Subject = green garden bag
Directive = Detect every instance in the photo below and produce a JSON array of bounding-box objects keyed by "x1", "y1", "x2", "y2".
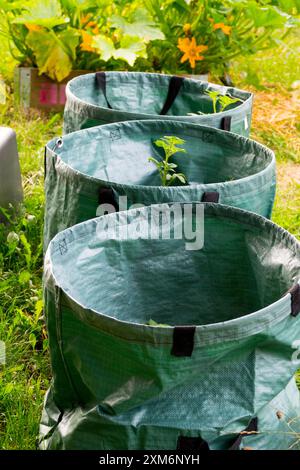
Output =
[
  {"x1": 40, "y1": 203, "x2": 300, "y2": 450},
  {"x1": 44, "y1": 120, "x2": 275, "y2": 249},
  {"x1": 63, "y1": 72, "x2": 253, "y2": 136}
]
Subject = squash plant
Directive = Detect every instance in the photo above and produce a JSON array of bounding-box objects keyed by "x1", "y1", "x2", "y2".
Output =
[
  {"x1": 149, "y1": 136, "x2": 188, "y2": 186},
  {"x1": 0, "y1": 0, "x2": 164, "y2": 81},
  {"x1": 0, "y1": 0, "x2": 298, "y2": 81},
  {"x1": 143, "y1": 0, "x2": 299, "y2": 76}
]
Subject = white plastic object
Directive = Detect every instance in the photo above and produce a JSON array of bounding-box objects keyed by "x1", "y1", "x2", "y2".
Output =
[{"x1": 0, "y1": 127, "x2": 23, "y2": 214}]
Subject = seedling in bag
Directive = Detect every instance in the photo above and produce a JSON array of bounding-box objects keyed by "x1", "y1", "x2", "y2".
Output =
[
  {"x1": 149, "y1": 136, "x2": 188, "y2": 186},
  {"x1": 189, "y1": 90, "x2": 242, "y2": 115}
]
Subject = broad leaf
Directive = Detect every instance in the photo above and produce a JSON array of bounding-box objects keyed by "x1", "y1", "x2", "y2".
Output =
[
  {"x1": 114, "y1": 35, "x2": 147, "y2": 66},
  {"x1": 92, "y1": 34, "x2": 115, "y2": 61},
  {"x1": 0, "y1": 0, "x2": 25, "y2": 12},
  {"x1": 93, "y1": 34, "x2": 146, "y2": 66},
  {"x1": 174, "y1": 173, "x2": 187, "y2": 184},
  {"x1": 277, "y1": 0, "x2": 300, "y2": 13},
  {"x1": 61, "y1": 0, "x2": 111, "y2": 15},
  {"x1": 26, "y1": 28, "x2": 80, "y2": 81},
  {"x1": 245, "y1": 3, "x2": 291, "y2": 28},
  {"x1": 110, "y1": 9, "x2": 164, "y2": 41},
  {"x1": 13, "y1": 0, "x2": 68, "y2": 28},
  {"x1": 61, "y1": 0, "x2": 101, "y2": 11},
  {"x1": 148, "y1": 157, "x2": 162, "y2": 165}
]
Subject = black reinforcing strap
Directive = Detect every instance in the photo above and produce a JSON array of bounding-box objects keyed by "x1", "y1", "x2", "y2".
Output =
[
  {"x1": 171, "y1": 326, "x2": 196, "y2": 357},
  {"x1": 98, "y1": 188, "x2": 119, "y2": 212},
  {"x1": 44, "y1": 147, "x2": 47, "y2": 180},
  {"x1": 160, "y1": 76, "x2": 184, "y2": 115},
  {"x1": 201, "y1": 192, "x2": 220, "y2": 203},
  {"x1": 229, "y1": 417, "x2": 258, "y2": 450},
  {"x1": 177, "y1": 436, "x2": 209, "y2": 451},
  {"x1": 289, "y1": 284, "x2": 300, "y2": 317},
  {"x1": 221, "y1": 116, "x2": 232, "y2": 131},
  {"x1": 95, "y1": 72, "x2": 112, "y2": 109}
]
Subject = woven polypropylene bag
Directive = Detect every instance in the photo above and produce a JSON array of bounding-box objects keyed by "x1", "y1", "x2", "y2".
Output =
[
  {"x1": 63, "y1": 72, "x2": 253, "y2": 136},
  {"x1": 40, "y1": 203, "x2": 300, "y2": 450},
  {"x1": 44, "y1": 120, "x2": 275, "y2": 249}
]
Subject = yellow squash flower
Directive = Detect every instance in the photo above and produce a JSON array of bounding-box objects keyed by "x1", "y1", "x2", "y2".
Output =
[
  {"x1": 25, "y1": 23, "x2": 42, "y2": 32},
  {"x1": 81, "y1": 14, "x2": 99, "y2": 34},
  {"x1": 81, "y1": 14, "x2": 91, "y2": 23},
  {"x1": 213, "y1": 23, "x2": 232, "y2": 35},
  {"x1": 80, "y1": 31, "x2": 96, "y2": 52},
  {"x1": 178, "y1": 37, "x2": 208, "y2": 69},
  {"x1": 183, "y1": 23, "x2": 191, "y2": 35}
]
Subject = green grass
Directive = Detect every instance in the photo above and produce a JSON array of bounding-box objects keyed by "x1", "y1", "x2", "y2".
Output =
[
  {"x1": 232, "y1": 30, "x2": 300, "y2": 91},
  {"x1": 0, "y1": 27, "x2": 300, "y2": 449},
  {"x1": 252, "y1": 128, "x2": 300, "y2": 238},
  {"x1": 232, "y1": 29, "x2": 300, "y2": 239},
  {"x1": 0, "y1": 96, "x2": 62, "y2": 448},
  {"x1": 273, "y1": 184, "x2": 300, "y2": 239}
]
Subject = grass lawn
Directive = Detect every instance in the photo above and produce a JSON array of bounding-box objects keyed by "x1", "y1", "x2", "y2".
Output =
[{"x1": 0, "y1": 31, "x2": 300, "y2": 449}]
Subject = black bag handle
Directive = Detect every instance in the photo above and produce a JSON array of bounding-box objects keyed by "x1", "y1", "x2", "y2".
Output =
[
  {"x1": 171, "y1": 326, "x2": 196, "y2": 357},
  {"x1": 201, "y1": 191, "x2": 220, "y2": 203},
  {"x1": 95, "y1": 72, "x2": 112, "y2": 109},
  {"x1": 160, "y1": 76, "x2": 184, "y2": 115},
  {"x1": 221, "y1": 116, "x2": 232, "y2": 131},
  {"x1": 96, "y1": 72, "x2": 184, "y2": 115},
  {"x1": 288, "y1": 284, "x2": 300, "y2": 317},
  {"x1": 98, "y1": 187, "x2": 119, "y2": 212},
  {"x1": 44, "y1": 146, "x2": 47, "y2": 180}
]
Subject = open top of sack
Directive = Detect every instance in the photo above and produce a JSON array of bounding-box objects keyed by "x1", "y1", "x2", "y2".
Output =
[
  {"x1": 48, "y1": 120, "x2": 273, "y2": 187},
  {"x1": 46, "y1": 203, "x2": 300, "y2": 330},
  {"x1": 67, "y1": 72, "x2": 252, "y2": 117},
  {"x1": 64, "y1": 72, "x2": 253, "y2": 136}
]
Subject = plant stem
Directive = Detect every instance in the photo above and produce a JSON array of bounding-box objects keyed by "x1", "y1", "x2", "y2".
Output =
[
  {"x1": 162, "y1": 151, "x2": 171, "y2": 186},
  {"x1": 213, "y1": 98, "x2": 217, "y2": 113}
]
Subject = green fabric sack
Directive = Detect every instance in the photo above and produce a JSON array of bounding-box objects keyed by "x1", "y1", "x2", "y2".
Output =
[
  {"x1": 63, "y1": 72, "x2": 253, "y2": 136},
  {"x1": 44, "y1": 120, "x2": 275, "y2": 250},
  {"x1": 40, "y1": 203, "x2": 300, "y2": 450}
]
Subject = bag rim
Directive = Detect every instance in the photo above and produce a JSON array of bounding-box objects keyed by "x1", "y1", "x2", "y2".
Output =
[
  {"x1": 44, "y1": 202, "x2": 300, "y2": 347},
  {"x1": 65, "y1": 71, "x2": 253, "y2": 122}
]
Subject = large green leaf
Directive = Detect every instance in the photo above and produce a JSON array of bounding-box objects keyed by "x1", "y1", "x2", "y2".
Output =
[
  {"x1": 114, "y1": 36, "x2": 147, "y2": 66},
  {"x1": 0, "y1": 0, "x2": 25, "y2": 11},
  {"x1": 61, "y1": 0, "x2": 109, "y2": 13},
  {"x1": 273, "y1": 0, "x2": 300, "y2": 13},
  {"x1": 59, "y1": 28, "x2": 80, "y2": 61},
  {"x1": 245, "y1": 2, "x2": 292, "y2": 28},
  {"x1": 110, "y1": 8, "x2": 164, "y2": 41},
  {"x1": 92, "y1": 34, "x2": 115, "y2": 61},
  {"x1": 26, "y1": 28, "x2": 80, "y2": 81},
  {"x1": 13, "y1": 0, "x2": 69, "y2": 28},
  {"x1": 92, "y1": 34, "x2": 147, "y2": 66}
]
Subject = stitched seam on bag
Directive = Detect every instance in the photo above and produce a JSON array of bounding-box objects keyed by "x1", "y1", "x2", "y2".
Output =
[{"x1": 57, "y1": 299, "x2": 289, "y2": 346}]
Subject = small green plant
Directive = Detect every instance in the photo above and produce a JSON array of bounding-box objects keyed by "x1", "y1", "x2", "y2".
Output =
[
  {"x1": 149, "y1": 135, "x2": 187, "y2": 186},
  {"x1": 207, "y1": 90, "x2": 242, "y2": 113},
  {"x1": 147, "y1": 319, "x2": 170, "y2": 327},
  {"x1": 189, "y1": 90, "x2": 242, "y2": 116}
]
